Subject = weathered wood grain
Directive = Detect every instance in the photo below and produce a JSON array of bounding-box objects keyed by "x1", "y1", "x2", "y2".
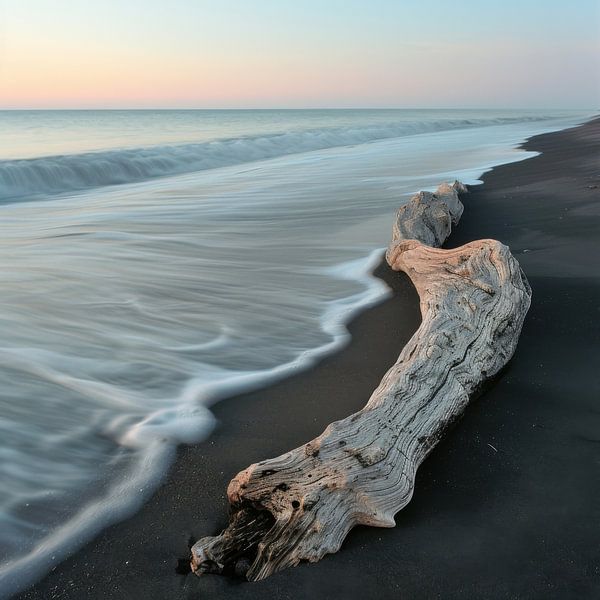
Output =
[{"x1": 190, "y1": 182, "x2": 532, "y2": 581}]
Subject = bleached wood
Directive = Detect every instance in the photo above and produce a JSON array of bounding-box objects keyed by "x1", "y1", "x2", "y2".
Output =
[{"x1": 190, "y1": 182, "x2": 531, "y2": 581}]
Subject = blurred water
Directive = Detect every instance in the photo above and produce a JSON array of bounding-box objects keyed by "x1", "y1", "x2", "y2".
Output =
[
  {"x1": 0, "y1": 109, "x2": 591, "y2": 594},
  {"x1": 0, "y1": 109, "x2": 575, "y2": 200}
]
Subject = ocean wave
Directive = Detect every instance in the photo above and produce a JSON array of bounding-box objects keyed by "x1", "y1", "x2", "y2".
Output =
[{"x1": 0, "y1": 115, "x2": 554, "y2": 201}]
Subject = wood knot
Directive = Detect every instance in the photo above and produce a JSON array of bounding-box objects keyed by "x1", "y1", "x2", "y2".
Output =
[
  {"x1": 304, "y1": 442, "x2": 321, "y2": 457},
  {"x1": 345, "y1": 445, "x2": 386, "y2": 467}
]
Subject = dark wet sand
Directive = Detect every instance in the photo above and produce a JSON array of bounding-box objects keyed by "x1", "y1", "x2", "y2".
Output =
[{"x1": 15, "y1": 118, "x2": 600, "y2": 599}]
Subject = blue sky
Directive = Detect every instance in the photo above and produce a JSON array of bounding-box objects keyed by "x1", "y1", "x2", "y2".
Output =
[{"x1": 0, "y1": 0, "x2": 598, "y2": 108}]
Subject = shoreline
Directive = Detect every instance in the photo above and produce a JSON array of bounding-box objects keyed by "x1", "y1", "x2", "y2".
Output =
[{"x1": 13, "y1": 116, "x2": 600, "y2": 599}]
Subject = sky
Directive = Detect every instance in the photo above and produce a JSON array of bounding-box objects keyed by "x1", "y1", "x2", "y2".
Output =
[{"x1": 0, "y1": 0, "x2": 598, "y2": 109}]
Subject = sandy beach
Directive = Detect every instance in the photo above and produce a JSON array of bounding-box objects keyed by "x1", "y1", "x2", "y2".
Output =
[{"x1": 14, "y1": 116, "x2": 600, "y2": 600}]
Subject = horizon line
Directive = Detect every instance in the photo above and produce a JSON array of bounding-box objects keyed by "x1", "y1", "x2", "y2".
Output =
[{"x1": 0, "y1": 106, "x2": 596, "y2": 112}]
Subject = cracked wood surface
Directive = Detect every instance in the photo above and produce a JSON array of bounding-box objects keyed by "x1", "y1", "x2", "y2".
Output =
[{"x1": 190, "y1": 181, "x2": 532, "y2": 581}]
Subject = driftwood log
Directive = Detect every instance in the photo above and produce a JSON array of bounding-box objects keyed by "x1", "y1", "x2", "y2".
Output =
[{"x1": 190, "y1": 182, "x2": 532, "y2": 581}]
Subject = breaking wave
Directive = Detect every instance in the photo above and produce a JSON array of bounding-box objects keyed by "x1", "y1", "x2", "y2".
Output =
[{"x1": 0, "y1": 115, "x2": 555, "y2": 201}]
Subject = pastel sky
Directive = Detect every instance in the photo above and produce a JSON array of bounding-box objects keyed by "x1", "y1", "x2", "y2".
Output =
[{"x1": 0, "y1": 0, "x2": 598, "y2": 109}]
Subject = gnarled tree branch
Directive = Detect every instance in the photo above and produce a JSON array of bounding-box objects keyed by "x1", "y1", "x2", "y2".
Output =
[{"x1": 190, "y1": 182, "x2": 532, "y2": 581}]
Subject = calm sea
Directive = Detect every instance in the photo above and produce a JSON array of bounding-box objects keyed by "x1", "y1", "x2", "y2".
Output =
[{"x1": 0, "y1": 108, "x2": 590, "y2": 594}]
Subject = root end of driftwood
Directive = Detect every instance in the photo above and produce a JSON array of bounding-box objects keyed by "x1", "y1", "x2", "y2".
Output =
[{"x1": 190, "y1": 181, "x2": 531, "y2": 581}]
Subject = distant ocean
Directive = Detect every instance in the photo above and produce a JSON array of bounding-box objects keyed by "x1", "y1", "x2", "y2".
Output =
[{"x1": 0, "y1": 108, "x2": 591, "y2": 593}]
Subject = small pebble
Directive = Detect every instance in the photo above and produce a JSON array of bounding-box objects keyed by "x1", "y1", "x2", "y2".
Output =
[{"x1": 234, "y1": 557, "x2": 252, "y2": 578}]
